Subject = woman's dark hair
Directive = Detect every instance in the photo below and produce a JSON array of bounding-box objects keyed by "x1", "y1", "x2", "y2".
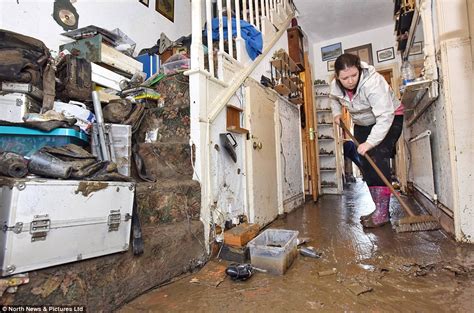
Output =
[{"x1": 334, "y1": 53, "x2": 362, "y2": 93}]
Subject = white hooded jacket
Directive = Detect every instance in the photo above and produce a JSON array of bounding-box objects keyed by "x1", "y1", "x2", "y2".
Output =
[{"x1": 330, "y1": 61, "x2": 401, "y2": 147}]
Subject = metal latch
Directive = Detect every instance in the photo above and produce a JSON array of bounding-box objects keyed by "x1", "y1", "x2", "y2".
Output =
[
  {"x1": 108, "y1": 210, "x2": 121, "y2": 232},
  {"x1": 3, "y1": 222, "x2": 23, "y2": 234},
  {"x1": 30, "y1": 214, "x2": 50, "y2": 242}
]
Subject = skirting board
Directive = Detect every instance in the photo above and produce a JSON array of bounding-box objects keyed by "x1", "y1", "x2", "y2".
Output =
[{"x1": 409, "y1": 183, "x2": 454, "y2": 237}]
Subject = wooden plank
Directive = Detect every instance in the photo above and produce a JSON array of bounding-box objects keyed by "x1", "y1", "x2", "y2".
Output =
[
  {"x1": 274, "y1": 83, "x2": 291, "y2": 96},
  {"x1": 224, "y1": 223, "x2": 260, "y2": 247}
]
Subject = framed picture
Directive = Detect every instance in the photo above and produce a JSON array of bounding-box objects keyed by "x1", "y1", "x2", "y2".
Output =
[
  {"x1": 345, "y1": 44, "x2": 373, "y2": 65},
  {"x1": 139, "y1": 0, "x2": 149, "y2": 7},
  {"x1": 327, "y1": 60, "x2": 335, "y2": 72},
  {"x1": 409, "y1": 41, "x2": 423, "y2": 55},
  {"x1": 321, "y1": 43, "x2": 342, "y2": 61},
  {"x1": 376, "y1": 47, "x2": 395, "y2": 63},
  {"x1": 156, "y1": 0, "x2": 174, "y2": 22}
]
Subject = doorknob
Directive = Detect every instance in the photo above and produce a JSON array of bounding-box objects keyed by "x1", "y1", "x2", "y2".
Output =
[{"x1": 253, "y1": 141, "x2": 263, "y2": 150}]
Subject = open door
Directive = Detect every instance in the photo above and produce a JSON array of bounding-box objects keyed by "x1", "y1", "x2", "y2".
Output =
[
  {"x1": 301, "y1": 52, "x2": 319, "y2": 201},
  {"x1": 245, "y1": 80, "x2": 279, "y2": 225}
]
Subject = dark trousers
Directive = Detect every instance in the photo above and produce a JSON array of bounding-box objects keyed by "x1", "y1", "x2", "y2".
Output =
[
  {"x1": 343, "y1": 141, "x2": 362, "y2": 170},
  {"x1": 354, "y1": 116, "x2": 403, "y2": 187}
]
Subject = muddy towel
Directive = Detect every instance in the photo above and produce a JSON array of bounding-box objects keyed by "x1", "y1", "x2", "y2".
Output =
[{"x1": 0, "y1": 151, "x2": 28, "y2": 178}]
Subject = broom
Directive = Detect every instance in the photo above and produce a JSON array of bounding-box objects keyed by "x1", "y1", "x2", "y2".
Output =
[{"x1": 339, "y1": 121, "x2": 440, "y2": 232}]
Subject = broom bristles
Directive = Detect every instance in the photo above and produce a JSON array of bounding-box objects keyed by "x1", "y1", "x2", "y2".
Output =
[{"x1": 394, "y1": 215, "x2": 440, "y2": 233}]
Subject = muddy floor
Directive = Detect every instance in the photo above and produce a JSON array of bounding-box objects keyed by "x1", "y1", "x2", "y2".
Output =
[{"x1": 119, "y1": 180, "x2": 474, "y2": 313}]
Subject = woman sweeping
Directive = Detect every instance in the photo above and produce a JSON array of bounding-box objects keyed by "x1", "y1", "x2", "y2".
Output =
[{"x1": 330, "y1": 53, "x2": 404, "y2": 228}]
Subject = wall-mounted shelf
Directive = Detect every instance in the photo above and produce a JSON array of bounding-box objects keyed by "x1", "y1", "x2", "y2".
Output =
[
  {"x1": 226, "y1": 104, "x2": 248, "y2": 134},
  {"x1": 270, "y1": 51, "x2": 303, "y2": 105},
  {"x1": 401, "y1": 79, "x2": 432, "y2": 105},
  {"x1": 401, "y1": 79, "x2": 439, "y2": 127}
]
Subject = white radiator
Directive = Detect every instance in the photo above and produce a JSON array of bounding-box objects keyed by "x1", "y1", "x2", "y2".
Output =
[{"x1": 409, "y1": 130, "x2": 436, "y2": 199}]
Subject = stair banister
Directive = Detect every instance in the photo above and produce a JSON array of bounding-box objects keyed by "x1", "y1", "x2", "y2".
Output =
[{"x1": 207, "y1": 12, "x2": 294, "y2": 123}]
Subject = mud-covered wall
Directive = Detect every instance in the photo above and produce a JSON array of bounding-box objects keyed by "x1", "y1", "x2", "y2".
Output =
[{"x1": 209, "y1": 86, "x2": 248, "y2": 225}]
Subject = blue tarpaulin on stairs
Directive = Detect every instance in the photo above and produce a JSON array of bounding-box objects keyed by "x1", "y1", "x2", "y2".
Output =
[{"x1": 207, "y1": 18, "x2": 263, "y2": 60}]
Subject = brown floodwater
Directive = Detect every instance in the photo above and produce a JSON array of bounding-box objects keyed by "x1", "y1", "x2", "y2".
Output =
[{"x1": 119, "y1": 180, "x2": 474, "y2": 313}]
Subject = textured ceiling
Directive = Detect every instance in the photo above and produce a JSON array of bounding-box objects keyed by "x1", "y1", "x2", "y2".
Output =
[{"x1": 293, "y1": 0, "x2": 394, "y2": 42}]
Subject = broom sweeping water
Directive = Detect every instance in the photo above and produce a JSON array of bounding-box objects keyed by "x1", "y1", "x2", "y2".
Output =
[{"x1": 339, "y1": 121, "x2": 440, "y2": 232}]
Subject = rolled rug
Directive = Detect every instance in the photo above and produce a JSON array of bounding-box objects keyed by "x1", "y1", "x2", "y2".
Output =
[
  {"x1": 28, "y1": 149, "x2": 72, "y2": 179},
  {"x1": 0, "y1": 151, "x2": 28, "y2": 178}
]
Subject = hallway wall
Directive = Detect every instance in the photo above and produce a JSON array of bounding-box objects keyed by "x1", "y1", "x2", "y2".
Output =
[
  {"x1": 0, "y1": 0, "x2": 192, "y2": 55},
  {"x1": 311, "y1": 24, "x2": 401, "y2": 82}
]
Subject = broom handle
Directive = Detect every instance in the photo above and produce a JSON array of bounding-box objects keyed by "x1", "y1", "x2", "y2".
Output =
[{"x1": 339, "y1": 121, "x2": 416, "y2": 217}]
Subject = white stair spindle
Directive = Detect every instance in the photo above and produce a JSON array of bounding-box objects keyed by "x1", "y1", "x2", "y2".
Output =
[
  {"x1": 218, "y1": 0, "x2": 224, "y2": 55},
  {"x1": 260, "y1": 0, "x2": 265, "y2": 18},
  {"x1": 255, "y1": 0, "x2": 260, "y2": 30},
  {"x1": 249, "y1": 0, "x2": 254, "y2": 26},
  {"x1": 205, "y1": 0, "x2": 214, "y2": 76},
  {"x1": 242, "y1": 0, "x2": 247, "y2": 21},
  {"x1": 226, "y1": 0, "x2": 233, "y2": 58},
  {"x1": 235, "y1": 0, "x2": 243, "y2": 62},
  {"x1": 265, "y1": 0, "x2": 270, "y2": 20}
]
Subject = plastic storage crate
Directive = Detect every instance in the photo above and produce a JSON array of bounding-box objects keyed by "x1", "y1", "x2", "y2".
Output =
[
  {"x1": 161, "y1": 59, "x2": 190, "y2": 75},
  {"x1": 0, "y1": 126, "x2": 88, "y2": 156},
  {"x1": 91, "y1": 124, "x2": 131, "y2": 176},
  {"x1": 247, "y1": 229, "x2": 299, "y2": 275}
]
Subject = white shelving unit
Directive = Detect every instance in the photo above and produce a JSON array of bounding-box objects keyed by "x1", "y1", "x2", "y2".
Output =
[{"x1": 314, "y1": 84, "x2": 343, "y2": 194}]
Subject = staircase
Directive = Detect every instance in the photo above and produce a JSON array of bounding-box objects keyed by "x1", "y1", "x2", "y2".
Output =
[{"x1": 4, "y1": 74, "x2": 207, "y2": 312}]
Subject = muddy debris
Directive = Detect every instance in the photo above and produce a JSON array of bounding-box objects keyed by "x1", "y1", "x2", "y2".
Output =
[
  {"x1": 318, "y1": 268, "x2": 337, "y2": 277},
  {"x1": 344, "y1": 281, "x2": 373, "y2": 296},
  {"x1": 299, "y1": 246, "x2": 322, "y2": 258}
]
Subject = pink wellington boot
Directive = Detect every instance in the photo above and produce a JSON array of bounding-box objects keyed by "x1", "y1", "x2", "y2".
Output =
[{"x1": 361, "y1": 186, "x2": 391, "y2": 228}]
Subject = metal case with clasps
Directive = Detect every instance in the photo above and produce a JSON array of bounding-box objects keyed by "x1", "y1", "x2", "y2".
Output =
[{"x1": 0, "y1": 178, "x2": 134, "y2": 276}]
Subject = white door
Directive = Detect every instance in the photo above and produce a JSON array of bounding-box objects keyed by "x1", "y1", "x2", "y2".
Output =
[{"x1": 245, "y1": 80, "x2": 279, "y2": 225}]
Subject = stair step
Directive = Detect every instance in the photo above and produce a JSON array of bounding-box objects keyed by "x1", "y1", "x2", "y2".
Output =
[
  {"x1": 5, "y1": 220, "x2": 206, "y2": 312},
  {"x1": 137, "y1": 142, "x2": 193, "y2": 180},
  {"x1": 136, "y1": 73, "x2": 190, "y2": 143},
  {"x1": 136, "y1": 179, "x2": 200, "y2": 225}
]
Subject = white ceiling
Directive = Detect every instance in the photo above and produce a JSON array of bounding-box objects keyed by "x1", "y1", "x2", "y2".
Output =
[{"x1": 293, "y1": 0, "x2": 395, "y2": 42}]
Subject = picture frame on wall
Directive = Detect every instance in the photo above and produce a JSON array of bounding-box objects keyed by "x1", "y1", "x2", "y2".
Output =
[
  {"x1": 139, "y1": 0, "x2": 149, "y2": 7},
  {"x1": 376, "y1": 47, "x2": 395, "y2": 63},
  {"x1": 409, "y1": 41, "x2": 423, "y2": 56},
  {"x1": 345, "y1": 44, "x2": 373, "y2": 65},
  {"x1": 327, "y1": 59, "x2": 336, "y2": 71},
  {"x1": 321, "y1": 43, "x2": 342, "y2": 61},
  {"x1": 156, "y1": 0, "x2": 175, "y2": 22}
]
